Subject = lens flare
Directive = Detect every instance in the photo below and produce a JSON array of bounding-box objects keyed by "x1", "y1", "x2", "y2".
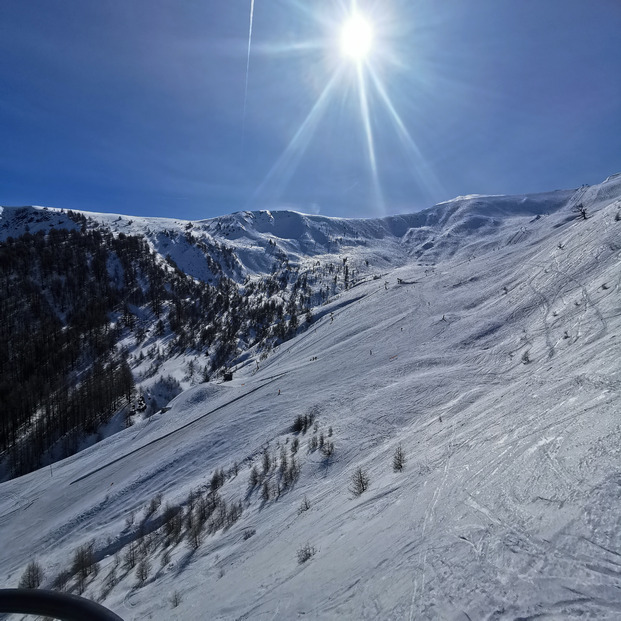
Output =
[{"x1": 341, "y1": 14, "x2": 373, "y2": 60}]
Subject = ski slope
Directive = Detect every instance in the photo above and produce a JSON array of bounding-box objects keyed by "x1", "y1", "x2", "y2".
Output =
[{"x1": 1, "y1": 175, "x2": 621, "y2": 619}]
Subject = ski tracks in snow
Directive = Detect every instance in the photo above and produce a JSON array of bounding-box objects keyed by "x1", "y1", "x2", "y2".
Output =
[{"x1": 409, "y1": 424, "x2": 456, "y2": 620}]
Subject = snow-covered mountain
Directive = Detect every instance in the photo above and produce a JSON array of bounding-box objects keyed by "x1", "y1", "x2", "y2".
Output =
[
  {"x1": 1, "y1": 173, "x2": 621, "y2": 619},
  {"x1": 0, "y1": 183, "x2": 579, "y2": 277}
]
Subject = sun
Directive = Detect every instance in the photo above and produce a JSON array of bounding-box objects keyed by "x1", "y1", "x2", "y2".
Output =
[{"x1": 340, "y1": 14, "x2": 374, "y2": 61}]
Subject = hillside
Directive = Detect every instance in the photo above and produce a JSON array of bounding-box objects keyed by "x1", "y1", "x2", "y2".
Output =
[{"x1": 1, "y1": 174, "x2": 621, "y2": 619}]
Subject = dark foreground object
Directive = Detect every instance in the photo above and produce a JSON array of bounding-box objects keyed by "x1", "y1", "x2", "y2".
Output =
[{"x1": 0, "y1": 588, "x2": 124, "y2": 620}]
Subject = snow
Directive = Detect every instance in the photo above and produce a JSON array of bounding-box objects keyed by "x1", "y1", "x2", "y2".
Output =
[{"x1": 2, "y1": 174, "x2": 621, "y2": 619}]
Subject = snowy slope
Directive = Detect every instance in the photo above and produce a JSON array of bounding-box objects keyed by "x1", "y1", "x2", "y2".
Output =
[{"x1": 1, "y1": 175, "x2": 621, "y2": 619}]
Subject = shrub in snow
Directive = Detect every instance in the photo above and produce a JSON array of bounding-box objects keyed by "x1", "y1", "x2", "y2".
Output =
[{"x1": 297, "y1": 543, "x2": 316, "y2": 564}]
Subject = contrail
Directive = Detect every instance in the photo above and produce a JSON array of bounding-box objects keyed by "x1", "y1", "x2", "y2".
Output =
[{"x1": 242, "y1": 0, "x2": 256, "y2": 153}]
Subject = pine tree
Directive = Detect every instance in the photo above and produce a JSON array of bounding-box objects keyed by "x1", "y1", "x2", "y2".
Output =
[
  {"x1": 350, "y1": 467, "x2": 370, "y2": 496},
  {"x1": 393, "y1": 445, "x2": 406, "y2": 472}
]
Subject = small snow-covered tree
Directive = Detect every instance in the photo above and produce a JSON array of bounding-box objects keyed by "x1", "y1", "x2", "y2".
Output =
[
  {"x1": 249, "y1": 465, "x2": 261, "y2": 488},
  {"x1": 393, "y1": 445, "x2": 406, "y2": 472},
  {"x1": 210, "y1": 468, "x2": 225, "y2": 492},
  {"x1": 298, "y1": 496, "x2": 311, "y2": 514},
  {"x1": 290, "y1": 437, "x2": 299, "y2": 454},
  {"x1": 279, "y1": 447, "x2": 288, "y2": 474},
  {"x1": 262, "y1": 449, "x2": 271, "y2": 474},
  {"x1": 297, "y1": 543, "x2": 316, "y2": 564},
  {"x1": 350, "y1": 467, "x2": 370, "y2": 496}
]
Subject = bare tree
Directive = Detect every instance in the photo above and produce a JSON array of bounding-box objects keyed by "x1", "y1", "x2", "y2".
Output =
[
  {"x1": 163, "y1": 506, "x2": 183, "y2": 545},
  {"x1": 72, "y1": 542, "x2": 97, "y2": 594},
  {"x1": 123, "y1": 541, "x2": 138, "y2": 570},
  {"x1": 136, "y1": 557, "x2": 151, "y2": 586},
  {"x1": 19, "y1": 560, "x2": 43, "y2": 589},
  {"x1": 187, "y1": 522, "x2": 203, "y2": 550},
  {"x1": 574, "y1": 203, "x2": 588, "y2": 220},
  {"x1": 145, "y1": 493, "x2": 162, "y2": 519},
  {"x1": 52, "y1": 570, "x2": 70, "y2": 592}
]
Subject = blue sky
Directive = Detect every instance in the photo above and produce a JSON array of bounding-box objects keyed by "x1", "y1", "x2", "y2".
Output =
[{"x1": 1, "y1": 1, "x2": 620, "y2": 220}]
